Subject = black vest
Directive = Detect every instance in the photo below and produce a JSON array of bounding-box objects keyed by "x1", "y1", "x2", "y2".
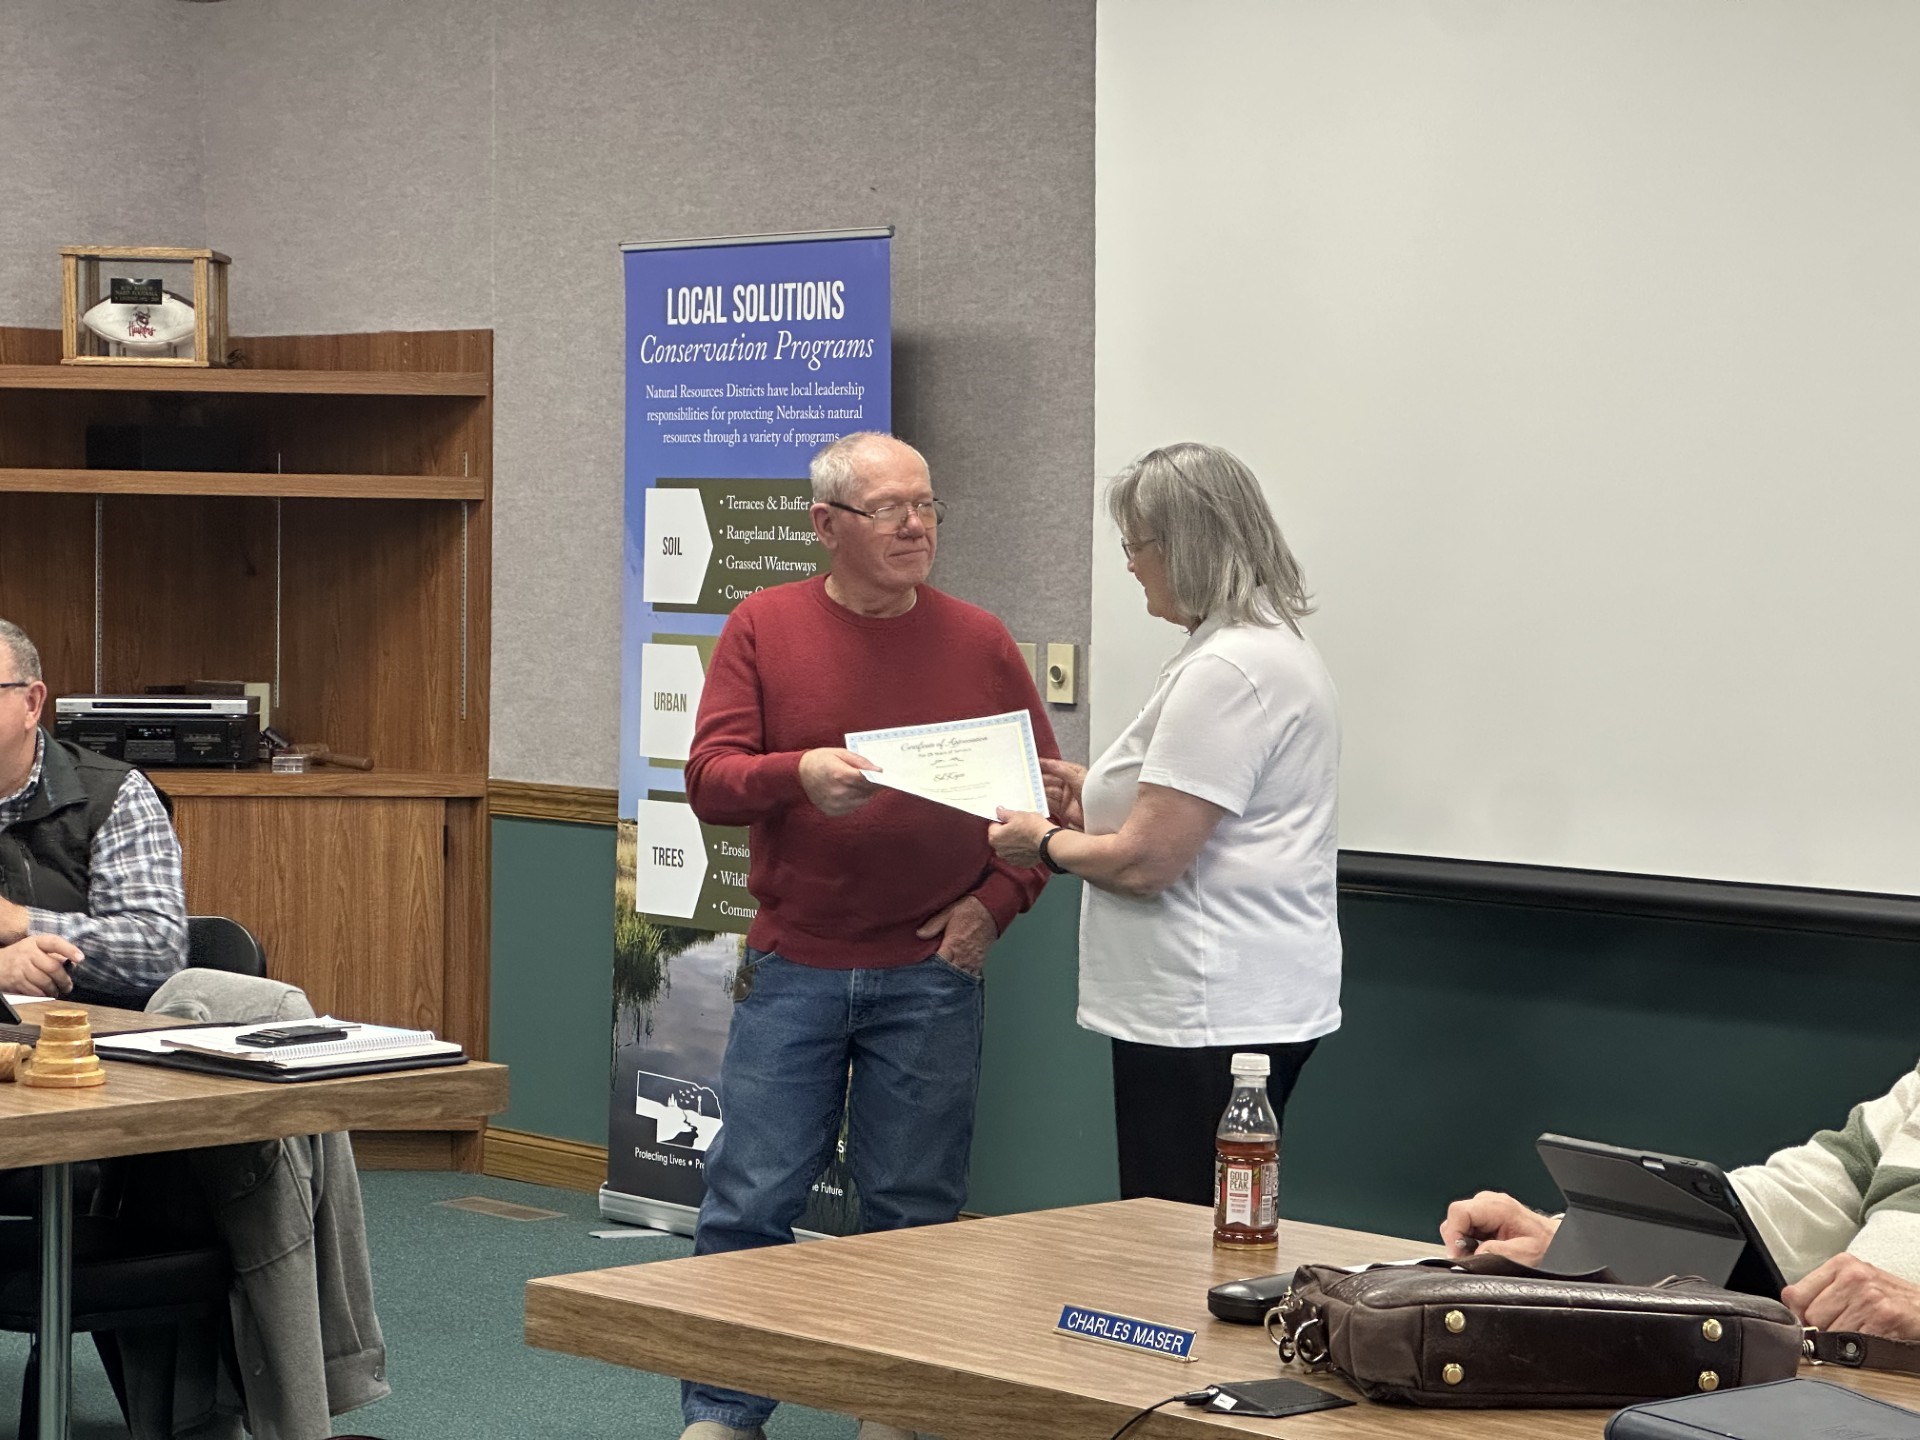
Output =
[{"x1": 0, "y1": 737, "x2": 134, "y2": 917}]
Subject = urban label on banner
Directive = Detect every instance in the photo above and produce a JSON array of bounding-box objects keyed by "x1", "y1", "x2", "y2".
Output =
[
  {"x1": 632, "y1": 796, "x2": 757, "y2": 934},
  {"x1": 638, "y1": 634, "x2": 718, "y2": 764},
  {"x1": 644, "y1": 478, "x2": 823, "y2": 613}
]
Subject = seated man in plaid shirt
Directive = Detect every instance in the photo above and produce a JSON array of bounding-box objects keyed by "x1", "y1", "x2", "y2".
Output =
[{"x1": 0, "y1": 618, "x2": 187, "y2": 1005}]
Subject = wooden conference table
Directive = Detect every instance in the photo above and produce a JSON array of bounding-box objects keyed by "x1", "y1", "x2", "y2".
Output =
[
  {"x1": 2, "y1": 998, "x2": 508, "y2": 1440},
  {"x1": 526, "y1": 1198, "x2": 1920, "y2": 1439}
]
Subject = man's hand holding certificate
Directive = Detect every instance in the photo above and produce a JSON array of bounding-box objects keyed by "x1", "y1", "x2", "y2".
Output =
[{"x1": 844, "y1": 711, "x2": 1047, "y2": 822}]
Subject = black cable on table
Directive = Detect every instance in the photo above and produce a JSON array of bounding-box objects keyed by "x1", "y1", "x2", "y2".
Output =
[{"x1": 1106, "y1": 1388, "x2": 1220, "y2": 1439}]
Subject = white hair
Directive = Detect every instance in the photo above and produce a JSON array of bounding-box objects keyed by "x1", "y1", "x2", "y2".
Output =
[
  {"x1": 808, "y1": 431, "x2": 927, "y2": 506},
  {"x1": 1107, "y1": 442, "x2": 1315, "y2": 633}
]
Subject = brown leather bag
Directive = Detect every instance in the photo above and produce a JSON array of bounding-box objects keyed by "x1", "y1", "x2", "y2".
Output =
[{"x1": 1267, "y1": 1256, "x2": 1803, "y2": 1408}]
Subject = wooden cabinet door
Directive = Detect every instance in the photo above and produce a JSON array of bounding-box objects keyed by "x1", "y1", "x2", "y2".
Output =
[{"x1": 172, "y1": 796, "x2": 447, "y2": 1033}]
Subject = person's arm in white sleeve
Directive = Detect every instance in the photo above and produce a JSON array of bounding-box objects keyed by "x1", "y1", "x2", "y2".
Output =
[{"x1": 1730, "y1": 1064, "x2": 1920, "y2": 1285}]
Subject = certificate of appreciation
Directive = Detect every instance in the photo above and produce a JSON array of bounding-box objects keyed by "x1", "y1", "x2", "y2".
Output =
[{"x1": 844, "y1": 710, "x2": 1046, "y2": 821}]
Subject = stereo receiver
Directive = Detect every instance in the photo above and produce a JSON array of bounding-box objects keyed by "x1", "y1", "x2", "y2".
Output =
[{"x1": 54, "y1": 695, "x2": 260, "y2": 768}]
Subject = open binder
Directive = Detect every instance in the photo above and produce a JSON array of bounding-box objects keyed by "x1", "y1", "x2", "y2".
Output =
[{"x1": 95, "y1": 1018, "x2": 467, "y2": 1081}]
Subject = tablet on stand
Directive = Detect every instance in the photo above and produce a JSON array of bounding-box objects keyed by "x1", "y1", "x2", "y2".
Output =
[{"x1": 1536, "y1": 1132, "x2": 1788, "y2": 1297}]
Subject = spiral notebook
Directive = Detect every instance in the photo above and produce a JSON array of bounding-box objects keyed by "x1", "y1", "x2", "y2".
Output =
[{"x1": 95, "y1": 1017, "x2": 466, "y2": 1080}]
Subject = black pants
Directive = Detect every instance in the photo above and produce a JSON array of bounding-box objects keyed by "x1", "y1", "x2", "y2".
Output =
[{"x1": 1111, "y1": 1036, "x2": 1321, "y2": 1206}]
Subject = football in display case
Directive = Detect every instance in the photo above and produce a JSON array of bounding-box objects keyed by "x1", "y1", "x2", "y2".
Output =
[
  {"x1": 61, "y1": 246, "x2": 230, "y2": 366},
  {"x1": 79, "y1": 290, "x2": 198, "y2": 354}
]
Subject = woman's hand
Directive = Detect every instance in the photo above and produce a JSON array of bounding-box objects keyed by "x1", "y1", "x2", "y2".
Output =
[
  {"x1": 990, "y1": 808, "x2": 1057, "y2": 868},
  {"x1": 1040, "y1": 757, "x2": 1087, "y2": 828}
]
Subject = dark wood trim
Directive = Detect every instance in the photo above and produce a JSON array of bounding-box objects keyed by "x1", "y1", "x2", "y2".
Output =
[
  {"x1": 489, "y1": 780, "x2": 618, "y2": 826},
  {"x1": 484, "y1": 1126, "x2": 609, "y2": 1193},
  {"x1": 0, "y1": 364, "x2": 490, "y2": 395},
  {"x1": 154, "y1": 769, "x2": 487, "y2": 798},
  {"x1": 0, "y1": 468, "x2": 486, "y2": 500},
  {"x1": 355, "y1": 1131, "x2": 460, "y2": 1170},
  {"x1": 1339, "y1": 850, "x2": 1920, "y2": 940}
]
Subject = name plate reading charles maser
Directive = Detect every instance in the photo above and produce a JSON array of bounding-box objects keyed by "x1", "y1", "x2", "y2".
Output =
[{"x1": 1054, "y1": 1303, "x2": 1198, "y2": 1363}]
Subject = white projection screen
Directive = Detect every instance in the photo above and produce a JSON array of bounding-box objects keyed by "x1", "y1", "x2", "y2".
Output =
[{"x1": 1093, "y1": 1, "x2": 1920, "y2": 903}]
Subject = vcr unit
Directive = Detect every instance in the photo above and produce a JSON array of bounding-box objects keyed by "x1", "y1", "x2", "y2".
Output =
[{"x1": 54, "y1": 695, "x2": 260, "y2": 768}]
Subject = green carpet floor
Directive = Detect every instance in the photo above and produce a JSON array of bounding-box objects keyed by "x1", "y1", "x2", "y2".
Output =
[{"x1": 0, "y1": 1171, "x2": 863, "y2": 1439}]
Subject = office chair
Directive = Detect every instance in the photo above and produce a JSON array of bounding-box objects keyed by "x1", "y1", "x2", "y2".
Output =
[
  {"x1": 0, "y1": 1214, "x2": 233, "y2": 1437},
  {"x1": 186, "y1": 915, "x2": 268, "y2": 978},
  {"x1": 0, "y1": 924, "x2": 265, "y2": 1433}
]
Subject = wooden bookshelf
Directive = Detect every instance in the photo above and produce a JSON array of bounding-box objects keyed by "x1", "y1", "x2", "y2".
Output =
[{"x1": 0, "y1": 325, "x2": 494, "y2": 1170}]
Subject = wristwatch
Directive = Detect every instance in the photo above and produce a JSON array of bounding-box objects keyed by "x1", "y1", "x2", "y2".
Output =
[{"x1": 1038, "y1": 825, "x2": 1070, "y2": 875}]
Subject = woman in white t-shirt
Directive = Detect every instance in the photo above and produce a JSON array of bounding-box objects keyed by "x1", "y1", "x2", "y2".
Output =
[{"x1": 989, "y1": 442, "x2": 1340, "y2": 1204}]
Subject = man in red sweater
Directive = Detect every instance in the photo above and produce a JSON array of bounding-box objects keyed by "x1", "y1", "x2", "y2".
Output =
[{"x1": 678, "y1": 432, "x2": 1059, "y2": 1440}]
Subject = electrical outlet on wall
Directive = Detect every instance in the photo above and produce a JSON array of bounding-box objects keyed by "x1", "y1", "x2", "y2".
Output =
[{"x1": 1045, "y1": 643, "x2": 1077, "y2": 705}]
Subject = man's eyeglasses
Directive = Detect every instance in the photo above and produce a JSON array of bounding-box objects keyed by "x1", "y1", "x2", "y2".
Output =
[
  {"x1": 827, "y1": 499, "x2": 947, "y2": 529},
  {"x1": 1120, "y1": 536, "x2": 1161, "y2": 559},
  {"x1": 0, "y1": 681, "x2": 31, "y2": 691}
]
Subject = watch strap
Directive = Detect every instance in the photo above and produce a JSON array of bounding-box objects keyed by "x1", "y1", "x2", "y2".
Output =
[{"x1": 1038, "y1": 825, "x2": 1069, "y2": 875}]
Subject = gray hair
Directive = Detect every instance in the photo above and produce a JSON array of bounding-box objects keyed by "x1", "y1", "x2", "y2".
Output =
[
  {"x1": 0, "y1": 619, "x2": 41, "y2": 683},
  {"x1": 1107, "y1": 442, "x2": 1315, "y2": 634},
  {"x1": 809, "y1": 431, "x2": 927, "y2": 506}
]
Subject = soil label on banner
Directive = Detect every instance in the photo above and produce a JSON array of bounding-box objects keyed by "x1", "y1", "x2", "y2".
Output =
[{"x1": 645, "y1": 478, "x2": 823, "y2": 613}]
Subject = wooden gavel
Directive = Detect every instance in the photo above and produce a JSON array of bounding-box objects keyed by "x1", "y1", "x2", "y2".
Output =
[{"x1": 293, "y1": 744, "x2": 374, "y2": 771}]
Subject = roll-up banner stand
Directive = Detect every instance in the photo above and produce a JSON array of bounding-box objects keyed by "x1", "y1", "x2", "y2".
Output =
[{"x1": 604, "y1": 228, "x2": 893, "y2": 1236}]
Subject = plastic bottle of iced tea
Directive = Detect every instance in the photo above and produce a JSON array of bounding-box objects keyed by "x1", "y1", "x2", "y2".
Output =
[{"x1": 1213, "y1": 1052, "x2": 1280, "y2": 1250}]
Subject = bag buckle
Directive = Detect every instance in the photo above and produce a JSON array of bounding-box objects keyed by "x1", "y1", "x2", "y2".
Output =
[
  {"x1": 1804, "y1": 1327, "x2": 1867, "y2": 1367},
  {"x1": 1266, "y1": 1294, "x2": 1329, "y2": 1370}
]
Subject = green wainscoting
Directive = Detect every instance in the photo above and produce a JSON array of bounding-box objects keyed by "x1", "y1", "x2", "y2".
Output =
[
  {"x1": 1281, "y1": 895, "x2": 1920, "y2": 1241},
  {"x1": 490, "y1": 817, "x2": 616, "y2": 1144},
  {"x1": 492, "y1": 816, "x2": 1920, "y2": 1235},
  {"x1": 970, "y1": 878, "x2": 1117, "y2": 1213}
]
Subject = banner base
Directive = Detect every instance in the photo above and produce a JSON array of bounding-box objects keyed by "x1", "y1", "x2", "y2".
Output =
[
  {"x1": 596, "y1": 1186, "x2": 832, "y2": 1242},
  {"x1": 598, "y1": 1187, "x2": 698, "y2": 1237}
]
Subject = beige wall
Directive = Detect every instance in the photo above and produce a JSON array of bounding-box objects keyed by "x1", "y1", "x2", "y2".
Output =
[
  {"x1": 2, "y1": 0, "x2": 1098, "y2": 779},
  {"x1": 0, "y1": 0, "x2": 205, "y2": 326}
]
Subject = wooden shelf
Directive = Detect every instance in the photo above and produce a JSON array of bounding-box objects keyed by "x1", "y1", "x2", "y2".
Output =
[
  {"x1": 0, "y1": 468, "x2": 486, "y2": 500},
  {"x1": 149, "y1": 768, "x2": 488, "y2": 799},
  {"x1": 0, "y1": 365, "x2": 489, "y2": 396},
  {"x1": 0, "y1": 325, "x2": 494, "y2": 1064}
]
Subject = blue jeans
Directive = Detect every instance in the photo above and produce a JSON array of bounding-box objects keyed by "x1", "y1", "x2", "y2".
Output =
[{"x1": 680, "y1": 948, "x2": 985, "y2": 1432}]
